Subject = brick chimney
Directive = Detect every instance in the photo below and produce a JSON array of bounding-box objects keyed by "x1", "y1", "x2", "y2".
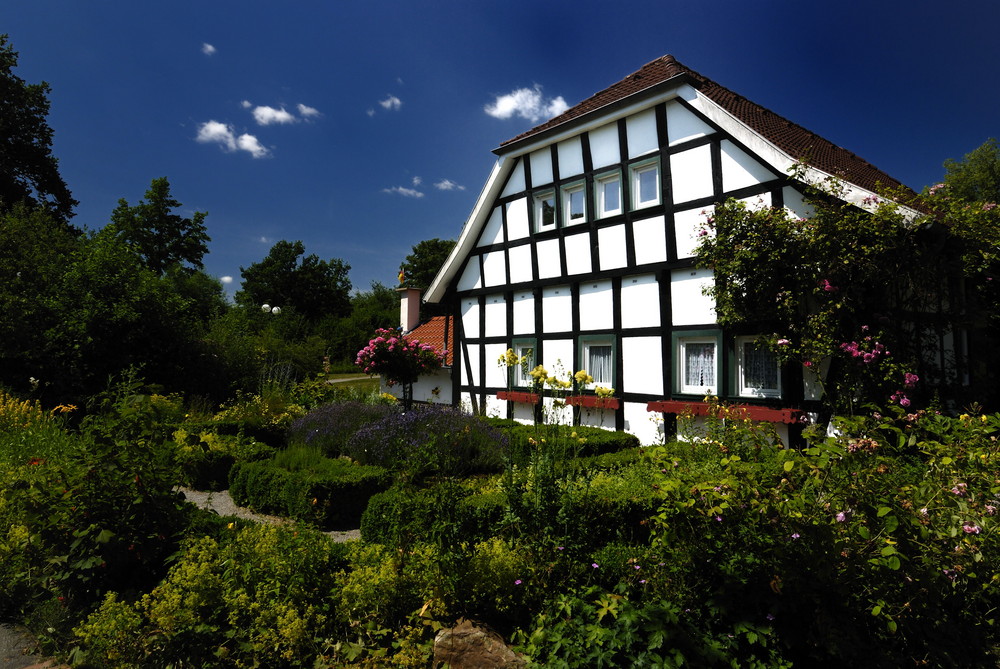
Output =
[{"x1": 397, "y1": 287, "x2": 421, "y2": 332}]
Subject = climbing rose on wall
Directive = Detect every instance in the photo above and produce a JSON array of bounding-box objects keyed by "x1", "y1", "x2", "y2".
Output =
[{"x1": 355, "y1": 327, "x2": 445, "y2": 387}]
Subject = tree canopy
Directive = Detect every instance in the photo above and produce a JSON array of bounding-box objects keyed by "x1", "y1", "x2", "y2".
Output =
[
  {"x1": 110, "y1": 177, "x2": 210, "y2": 275},
  {"x1": 237, "y1": 240, "x2": 352, "y2": 322},
  {"x1": 0, "y1": 34, "x2": 76, "y2": 227},
  {"x1": 943, "y1": 138, "x2": 1000, "y2": 205},
  {"x1": 399, "y1": 237, "x2": 455, "y2": 290}
]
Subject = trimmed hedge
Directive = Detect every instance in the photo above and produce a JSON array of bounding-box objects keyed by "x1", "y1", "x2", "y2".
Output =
[
  {"x1": 229, "y1": 458, "x2": 391, "y2": 530},
  {"x1": 484, "y1": 418, "x2": 640, "y2": 461},
  {"x1": 361, "y1": 483, "x2": 507, "y2": 546}
]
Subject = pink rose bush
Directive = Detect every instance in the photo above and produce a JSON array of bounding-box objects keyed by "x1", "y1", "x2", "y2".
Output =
[{"x1": 355, "y1": 327, "x2": 445, "y2": 387}]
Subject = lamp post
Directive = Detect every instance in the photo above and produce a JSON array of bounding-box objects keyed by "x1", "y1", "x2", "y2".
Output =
[{"x1": 261, "y1": 303, "x2": 281, "y2": 315}]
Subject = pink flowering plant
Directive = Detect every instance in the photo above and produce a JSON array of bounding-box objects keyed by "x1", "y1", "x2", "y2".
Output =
[
  {"x1": 355, "y1": 327, "x2": 445, "y2": 387},
  {"x1": 694, "y1": 164, "x2": 999, "y2": 414}
]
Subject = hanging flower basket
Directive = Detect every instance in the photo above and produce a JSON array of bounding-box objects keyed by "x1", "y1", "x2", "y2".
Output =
[
  {"x1": 566, "y1": 395, "x2": 620, "y2": 410},
  {"x1": 497, "y1": 390, "x2": 541, "y2": 404}
]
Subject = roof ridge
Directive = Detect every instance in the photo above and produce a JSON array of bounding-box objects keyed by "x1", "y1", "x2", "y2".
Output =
[{"x1": 498, "y1": 54, "x2": 910, "y2": 195}]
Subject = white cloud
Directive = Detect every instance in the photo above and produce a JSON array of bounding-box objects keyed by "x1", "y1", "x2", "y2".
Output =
[
  {"x1": 196, "y1": 120, "x2": 237, "y2": 151},
  {"x1": 484, "y1": 84, "x2": 568, "y2": 122},
  {"x1": 252, "y1": 105, "x2": 297, "y2": 126},
  {"x1": 412, "y1": 176, "x2": 422, "y2": 186},
  {"x1": 241, "y1": 100, "x2": 252, "y2": 109},
  {"x1": 435, "y1": 178, "x2": 466, "y2": 191},
  {"x1": 366, "y1": 108, "x2": 376, "y2": 117},
  {"x1": 220, "y1": 275, "x2": 233, "y2": 284},
  {"x1": 379, "y1": 94, "x2": 402, "y2": 111},
  {"x1": 201, "y1": 43, "x2": 216, "y2": 56},
  {"x1": 237, "y1": 133, "x2": 269, "y2": 158},
  {"x1": 382, "y1": 186, "x2": 424, "y2": 198},
  {"x1": 297, "y1": 103, "x2": 320, "y2": 119},
  {"x1": 258, "y1": 236, "x2": 271, "y2": 244},
  {"x1": 195, "y1": 120, "x2": 269, "y2": 158}
]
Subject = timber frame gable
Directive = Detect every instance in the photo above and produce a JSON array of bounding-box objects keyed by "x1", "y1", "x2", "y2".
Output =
[{"x1": 425, "y1": 55, "x2": 920, "y2": 445}]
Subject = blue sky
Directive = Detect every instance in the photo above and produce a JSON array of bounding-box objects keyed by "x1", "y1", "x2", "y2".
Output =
[{"x1": 6, "y1": 1, "x2": 998, "y2": 296}]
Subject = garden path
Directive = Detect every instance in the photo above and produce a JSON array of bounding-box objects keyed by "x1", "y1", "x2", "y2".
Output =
[{"x1": 178, "y1": 488, "x2": 362, "y2": 542}]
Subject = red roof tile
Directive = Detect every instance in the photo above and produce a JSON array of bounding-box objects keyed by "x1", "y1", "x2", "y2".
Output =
[
  {"x1": 406, "y1": 315, "x2": 454, "y2": 366},
  {"x1": 499, "y1": 55, "x2": 909, "y2": 196}
]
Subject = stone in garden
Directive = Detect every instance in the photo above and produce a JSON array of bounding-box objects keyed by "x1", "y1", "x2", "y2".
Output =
[{"x1": 433, "y1": 619, "x2": 526, "y2": 668}]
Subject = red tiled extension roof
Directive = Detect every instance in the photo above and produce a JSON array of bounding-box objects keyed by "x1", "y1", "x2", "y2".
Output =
[
  {"x1": 499, "y1": 55, "x2": 908, "y2": 196},
  {"x1": 406, "y1": 315, "x2": 454, "y2": 366}
]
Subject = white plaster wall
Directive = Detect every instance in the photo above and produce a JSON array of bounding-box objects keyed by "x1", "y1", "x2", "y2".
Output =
[
  {"x1": 484, "y1": 294, "x2": 506, "y2": 338},
  {"x1": 738, "y1": 192, "x2": 772, "y2": 211},
  {"x1": 478, "y1": 206, "x2": 504, "y2": 247},
  {"x1": 382, "y1": 369, "x2": 453, "y2": 405},
  {"x1": 557, "y1": 136, "x2": 584, "y2": 179},
  {"x1": 542, "y1": 286, "x2": 572, "y2": 333},
  {"x1": 721, "y1": 139, "x2": 776, "y2": 192},
  {"x1": 564, "y1": 231, "x2": 592, "y2": 275},
  {"x1": 589, "y1": 122, "x2": 620, "y2": 168},
  {"x1": 482, "y1": 250, "x2": 507, "y2": 287},
  {"x1": 626, "y1": 108, "x2": 658, "y2": 158},
  {"x1": 542, "y1": 338, "x2": 574, "y2": 379},
  {"x1": 460, "y1": 392, "x2": 474, "y2": 415},
  {"x1": 506, "y1": 198, "x2": 530, "y2": 241},
  {"x1": 456, "y1": 258, "x2": 482, "y2": 292},
  {"x1": 536, "y1": 239, "x2": 562, "y2": 280},
  {"x1": 674, "y1": 206, "x2": 714, "y2": 259},
  {"x1": 598, "y1": 224, "x2": 628, "y2": 271},
  {"x1": 512, "y1": 402, "x2": 536, "y2": 424},
  {"x1": 529, "y1": 148, "x2": 553, "y2": 187},
  {"x1": 484, "y1": 342, "x2": 507, "y2": 388},
  {"x1": 632, "y1": 215, "x2": 667, "y2": 265},
  {"x1": 508, "y1": 244, "x2": 533, "y2": 284},
  {"x1": 542, "y1": 397, "x2": 573, "y2": 426},
  {"x1": 461, "y1": 298, "x2": 480, "y2": 339},
  {"x1": 578, "y1": 406, "x2": 615, "y2": 430},
  {"x1": 782, "y1": 186, "x2": 814, "y2": 220},
  {"x1": 623, "y1": 336, "x2": 663, "y2": 395},
  {"x1": 666, "y1": 100, "x2": 714, "y2": 147},
  {"x1": 501, "y1": 159, "x2": 526, "y2": 197},
  {"x1": 462, "y1": 344, "x2": 481, "y2": 385},
  {"x1": 620, "y1": 275, "x2": 660, "y2": 328},
  {"x1": 671, "y1": 268, "x2": 716, "y2": 325},
  {"x1": 512, "y1": 291, "x2": 535, "y2": 335},
  {"x1": 670, "y1": 144, "x2": 714, "y2": 204},
  {"x1": 624, "y1": 402, "x2": 663, "y2": 446},
  {"x1": 482, "y1": 393, "x2": 506, "y2": 419},
  {"x1": 578, "y1": 280, "x2": 614, "y2": 331}
]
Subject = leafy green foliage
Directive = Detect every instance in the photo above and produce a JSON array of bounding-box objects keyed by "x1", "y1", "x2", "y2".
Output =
[
  {"x1": 237, "y1": 240, "x2": 352, "y2": 322},
  {"x1": 109, "y1": 177, "x2": 210, "y2": 275},
  {"x1": 943, "y1": 137, "x2": 1000, "y2": 204},
  {"x1": 0, "y1": 34, "x2": 76, "y2": 227}
]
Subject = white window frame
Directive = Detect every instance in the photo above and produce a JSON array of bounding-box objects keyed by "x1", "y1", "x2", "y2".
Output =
[
  {"x1": 676, "y1": 334, "x2": 719, "y2": 395},
  {"x1": 511, "y1": 339, "x2": 535, "y2": 388},
  {"x1": 579, "y1": 336, "x2": 615, "y2": 388},
  {"x1": 562, "y1": 182, "x2": 587, "y2": 226},
  {"x1": 630, "y1": 159, "x2": 661, "y2": 210},
  {"x1": 595, "y1": 171, "x2": 622, "y2": 219},
  {"x1": 735, "y1": 336, "x2": 781, "y2": 398},
  {"x1": 534, "y1": 190, "x2": 556, "y2": 232}
]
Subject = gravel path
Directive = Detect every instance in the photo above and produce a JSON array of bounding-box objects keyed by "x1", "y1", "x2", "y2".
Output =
[{"x1": 178, "y1": 488, "x2": 362, "y2": 542}]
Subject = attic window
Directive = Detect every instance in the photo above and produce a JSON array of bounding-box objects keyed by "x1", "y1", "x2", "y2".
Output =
[
  {"x1": 562, "y1": 182, "x2": 586, "y2": 226},
  {"x1": 630, "y1": 159, "x2": 660, "y2": 210},
  {"x1": 534, "y1": 190, "x2": 556, "y2": 231}
]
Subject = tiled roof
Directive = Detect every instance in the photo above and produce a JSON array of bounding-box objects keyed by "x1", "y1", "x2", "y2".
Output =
[
  {"x1": 407, "y1": 316, "x2": 454, "y2": 366},
  {"x1": 499, "y1": 55, "x2": 908, "y2": 195}
]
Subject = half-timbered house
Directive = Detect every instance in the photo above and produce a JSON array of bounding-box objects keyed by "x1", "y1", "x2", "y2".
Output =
[{"x1": 420, "y1": 55, "x2": 924, "y2": 445}]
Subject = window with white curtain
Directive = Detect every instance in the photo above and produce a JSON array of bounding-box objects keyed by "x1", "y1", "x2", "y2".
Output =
[
  {"x1": 512, "y1": 339, "x2": 535, "y2": 387},
  {"x1": 737, "y1": 336, "x2": 780, "y2": 397},
  {"x1": 580, "y1": 337, "x2": 615, "y2": 387},
  {"x1": 677, "y1": 335, "x2": 718, "y2": 394}
]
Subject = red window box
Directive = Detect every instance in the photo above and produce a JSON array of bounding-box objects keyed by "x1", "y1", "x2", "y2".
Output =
[
  {"x1": 646, "y1": 400, "x2": 802, "y2": 424},
  {"x1": 565, "y1": 395, "x2": 620, "y2": 410},
  {"x1": 497, "y1": 390, "x2": 540, "y2": 404}
]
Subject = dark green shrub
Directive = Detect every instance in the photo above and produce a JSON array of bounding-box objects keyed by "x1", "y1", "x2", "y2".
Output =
[
  {"x1": 169, "y1": 427, "x2": 274, "y2": 490},
  {"x1": 287, "y1": 400, "x2": 397, "y2": 457},
  {"x1": 360, "y1": 482, "x2": 474, "y2": 546},
  {"x1": 229, "y1": 457, "x2": 391, "y2": 529},
  {"x1": 484, "y1": 418, "x2": 640, "y2": 464}
]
